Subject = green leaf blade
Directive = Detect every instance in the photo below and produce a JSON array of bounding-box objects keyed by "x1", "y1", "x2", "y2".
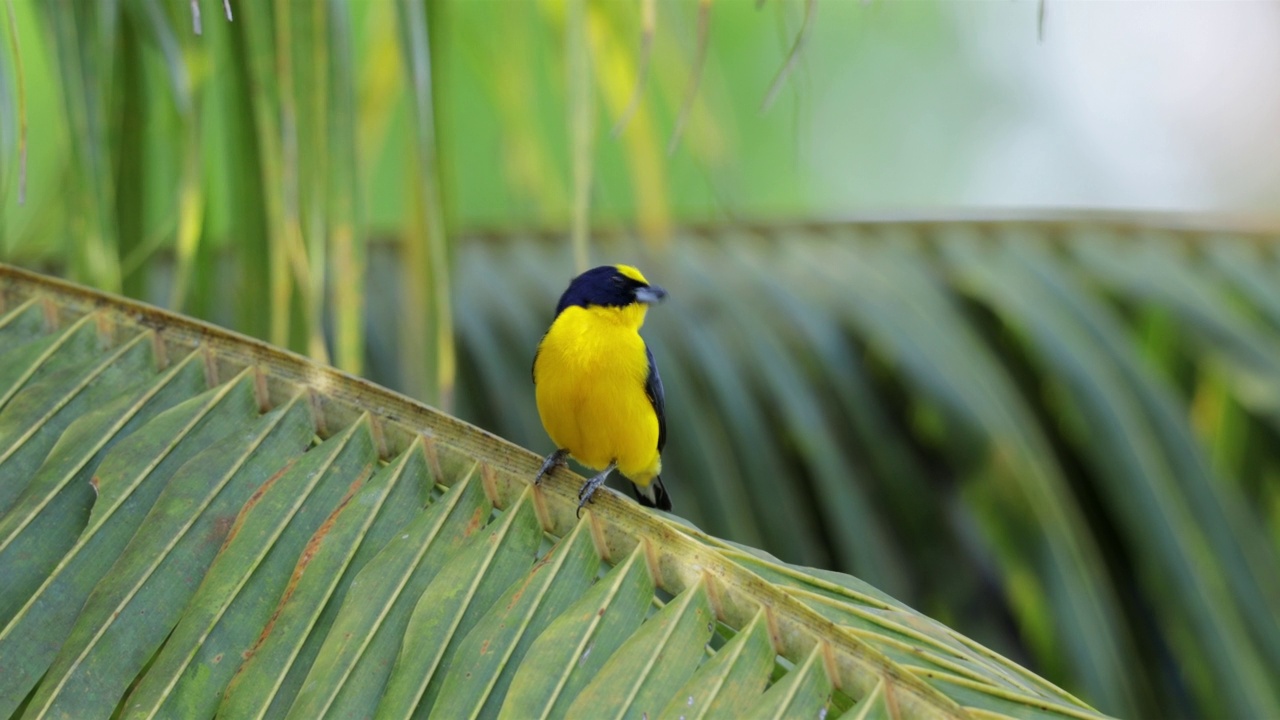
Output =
[
  {"x1": 218, "y1": 443, "x2": 430, "y2": 720},
  {"x1": 21, "y1": 397, "x2": 315, "y2": 720},
  {"x1": 376, "y1": 493, "x2": 544, "y2": 719},
  {"x1": 285, "y1": 468, "x2": 490, "y2": 720},
  {"x1": 0, "y1": 324, "x2": 148, "y2": 511},
  {"x1": 121, "y1": 417, "x2": 380, "y2": 720},
  {"x1": 499, "y1": 545, "x2": 655, "y2": 720},
  {"x1": 565, "y1": 578, "x2": 716, "y2": 720},
  {"x1": 741, "y1": 646, "x2": 832, "y2": 720},
  {"x1": 657, "y1": 611, "x2": 774, "y2": 720},
  {"x1": 432, "y1": 518, "x2": 602, "y2": 719},
  {"x1": 0, "y1": 345, "x2": 205, "y2": 628},
  {"x1": 0, "y1": 372, "x2": 261, "y2": 719}
]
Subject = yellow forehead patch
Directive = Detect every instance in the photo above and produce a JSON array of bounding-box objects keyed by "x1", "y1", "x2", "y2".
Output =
[{"x1": 615, "y1": 264, "x2": 649, "y2": 284}]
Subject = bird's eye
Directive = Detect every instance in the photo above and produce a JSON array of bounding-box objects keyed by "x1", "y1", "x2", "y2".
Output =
[{"x1": 613, "y1": 276, "x2": 626, "y2": 287}]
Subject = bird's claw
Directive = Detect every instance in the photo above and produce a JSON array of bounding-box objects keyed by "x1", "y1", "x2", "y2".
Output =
[
  {"x1": 575, "y1": 486, "x2": 599, "y2": 518},
  {"x1": 534, "y1": 449, "x2": 569, "y2": 486},
  {"x1": 576, "y1": 480, "x2": 602, "y2": 516},
  {"x1": 574, "y1": 463, "x2": 615, "y2": 519}
]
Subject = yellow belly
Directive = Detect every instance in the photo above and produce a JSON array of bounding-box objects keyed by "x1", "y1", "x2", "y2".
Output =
[{"x1": 534, "y1": 307, "x2": 661, "y2": 484}]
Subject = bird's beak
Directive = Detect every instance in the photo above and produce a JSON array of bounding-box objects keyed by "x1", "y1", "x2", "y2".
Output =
[{"x1": 635, "y1": 284, "x2": 668, "y2": 305}]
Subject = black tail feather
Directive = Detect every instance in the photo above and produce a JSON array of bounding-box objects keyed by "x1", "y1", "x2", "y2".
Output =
[{"x1": 633, "y1": 476, "x2": 672, "y2": 511}]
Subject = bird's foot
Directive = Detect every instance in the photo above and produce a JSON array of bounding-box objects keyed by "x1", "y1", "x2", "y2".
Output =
[
  {"x1": 576, "y1": 462, "x2": 617, "y2": 518},
  {"x1": 534, "y1": 449, "x2": 569, "y2": 485}
]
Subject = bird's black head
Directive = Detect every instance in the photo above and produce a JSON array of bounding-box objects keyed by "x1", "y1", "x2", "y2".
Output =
[{"x1": 554, "y1": 264, "x2": 667, "y2": 316}]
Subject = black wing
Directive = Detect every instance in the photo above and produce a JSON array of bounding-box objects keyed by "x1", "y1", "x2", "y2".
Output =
[
  {"x1": 532, "y1": 332, "x2": 547, "y2": 384},
  {"x1": 645, "y1": 345, "x2": 666, "y2": 452}
]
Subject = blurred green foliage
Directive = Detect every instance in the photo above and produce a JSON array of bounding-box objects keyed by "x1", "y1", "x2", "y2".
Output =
[{"x1": 1, "y1": 2, "x2": 1279, "y2": 719}]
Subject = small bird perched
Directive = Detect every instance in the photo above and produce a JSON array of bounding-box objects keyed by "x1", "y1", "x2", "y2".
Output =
[{"x1": 532, "y1": 264, "x2": 671, "y2": 513}]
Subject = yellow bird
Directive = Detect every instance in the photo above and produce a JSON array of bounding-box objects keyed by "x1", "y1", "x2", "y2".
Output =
[{"x1": 532, "y1": 264, "x2": 671, "y2": 513}]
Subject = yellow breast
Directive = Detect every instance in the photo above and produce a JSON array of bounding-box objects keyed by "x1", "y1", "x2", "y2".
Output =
[{"x1": 533, "y1": 306, "x2": 661, "y2": 482}]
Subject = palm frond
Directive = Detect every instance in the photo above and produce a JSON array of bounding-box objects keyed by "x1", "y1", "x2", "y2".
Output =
[{"x1": 0, "y1": 262, "x2": 1103, "y2": 719}]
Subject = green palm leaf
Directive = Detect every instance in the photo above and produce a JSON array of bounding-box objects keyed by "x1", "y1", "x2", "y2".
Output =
[{"x1": 0, "y1": 262, "x2": 1104, "y2": 719}]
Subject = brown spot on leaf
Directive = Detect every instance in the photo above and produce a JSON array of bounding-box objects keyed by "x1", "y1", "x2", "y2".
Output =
[
  {"x1": 464, "y1": 505, "x2": 486, "y2": 537},
  {"x1": 209, "y1": 514, "x2": 236, "y2": 547},
  {"x1": 220, "y1": 459, "x2": 297, "y2": 548},
  {"x1": 480, "y1": 640, "x2": 490, "y2": 655},
  {"x1": 245, "y1": 472, "x2": 365, "y2": 660},
  {"x1": 505, "y1": 551, "x2": 554, "y2": 610}
]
